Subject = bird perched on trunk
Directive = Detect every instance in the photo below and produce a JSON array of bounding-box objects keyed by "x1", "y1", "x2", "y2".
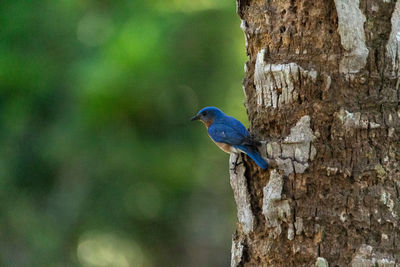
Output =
[{"x1": 191, "y1": 107, "x2": 268, "y2": 170}]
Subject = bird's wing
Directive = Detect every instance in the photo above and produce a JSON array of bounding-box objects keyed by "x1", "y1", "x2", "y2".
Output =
[
  {"x1": 215, "y1": 115, "x2": 261, "y2": 146},
  {"x1": 208, "y1": 123, "x2": 250, "y2": 146},
  {"x1": 223, "y1": 115, "x2": 251, "y2": 138}
]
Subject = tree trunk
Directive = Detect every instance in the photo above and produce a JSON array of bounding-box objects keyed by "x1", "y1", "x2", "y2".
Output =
[{"x1": 230, "y1": 0, "x2": 400, "y2": 266}]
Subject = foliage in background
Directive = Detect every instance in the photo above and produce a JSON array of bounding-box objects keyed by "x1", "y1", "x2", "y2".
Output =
[{"x1": 0, "y1": 0, "x2": 247, "y2": 266}]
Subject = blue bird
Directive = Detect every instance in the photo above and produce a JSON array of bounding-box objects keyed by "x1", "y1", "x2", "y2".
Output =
[{"x1": 191, "y1": 107, "x2": 268, "y2": 170}]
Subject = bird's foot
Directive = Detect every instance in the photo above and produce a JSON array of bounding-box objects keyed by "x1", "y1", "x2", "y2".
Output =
[{"x1": 230, "y1": 156, "x2": 243, "y2": 175}]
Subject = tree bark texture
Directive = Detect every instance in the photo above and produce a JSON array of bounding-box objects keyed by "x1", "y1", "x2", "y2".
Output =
[{"x1": 231, "y1": 0, "x2": 400, "y2": 266}]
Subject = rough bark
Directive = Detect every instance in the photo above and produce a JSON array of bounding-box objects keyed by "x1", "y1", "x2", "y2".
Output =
[{"x1": 231, "y1": 0, "x2": 400, "y2": 266}]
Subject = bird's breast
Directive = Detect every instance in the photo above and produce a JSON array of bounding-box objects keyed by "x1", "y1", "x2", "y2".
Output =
[
  {"x1": 207, "y1": 134, "x2": 233, "y2": 153},
  {"x1": 214, "y1": 141, "x2": 233, "y2": 153}
]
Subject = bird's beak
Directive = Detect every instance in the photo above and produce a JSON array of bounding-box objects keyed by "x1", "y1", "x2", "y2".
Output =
[{"x1": 190, "y1": 114, "x2": 201, "y2": 121}]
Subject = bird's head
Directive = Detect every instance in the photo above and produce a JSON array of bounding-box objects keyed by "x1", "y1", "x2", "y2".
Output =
[{"x1": 191, "y1": 107, "x2": 224, "y2": 127}]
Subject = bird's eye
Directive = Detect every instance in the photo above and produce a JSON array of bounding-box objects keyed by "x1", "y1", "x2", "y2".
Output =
[{"x1": 202, "y1": 111, "x2": 207, "y2": 116}]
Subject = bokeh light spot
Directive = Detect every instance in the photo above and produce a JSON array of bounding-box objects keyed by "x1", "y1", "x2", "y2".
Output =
[
  {"x1": 77, "y1": 232, "x2": 143, "y2": 267},
  {"x1": 77, "y1": 12, "x2": 114, "y2": 47}
]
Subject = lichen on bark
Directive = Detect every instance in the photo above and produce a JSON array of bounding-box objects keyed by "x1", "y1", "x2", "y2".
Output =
[
  {"x1": 229, "y1": 153, "x2": 254, "y2": 235},
  {"x1": 334, "y1": 0, "x2": 369, "y2": 74}
]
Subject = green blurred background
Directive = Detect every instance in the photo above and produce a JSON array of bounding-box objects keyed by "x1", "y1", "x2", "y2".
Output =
[{"x1": 0, "y1": 0, "x2": 248, "y2": 266}]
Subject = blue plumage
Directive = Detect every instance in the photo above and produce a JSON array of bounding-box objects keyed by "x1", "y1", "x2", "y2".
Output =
[
  {"x1": 208, "y1": 123, "x2": 247, "y2": 145},
  {"x1": 191, "y1": 107, "x2": 268, "y2": 170},
  {"x1": 236, "y1": 145, "x2": 268, "y2": 170}
]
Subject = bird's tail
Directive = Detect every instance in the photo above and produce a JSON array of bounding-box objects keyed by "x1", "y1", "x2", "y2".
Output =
[{"x1": 237, "y1": 145, "x2": 268, "y2": 170}]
